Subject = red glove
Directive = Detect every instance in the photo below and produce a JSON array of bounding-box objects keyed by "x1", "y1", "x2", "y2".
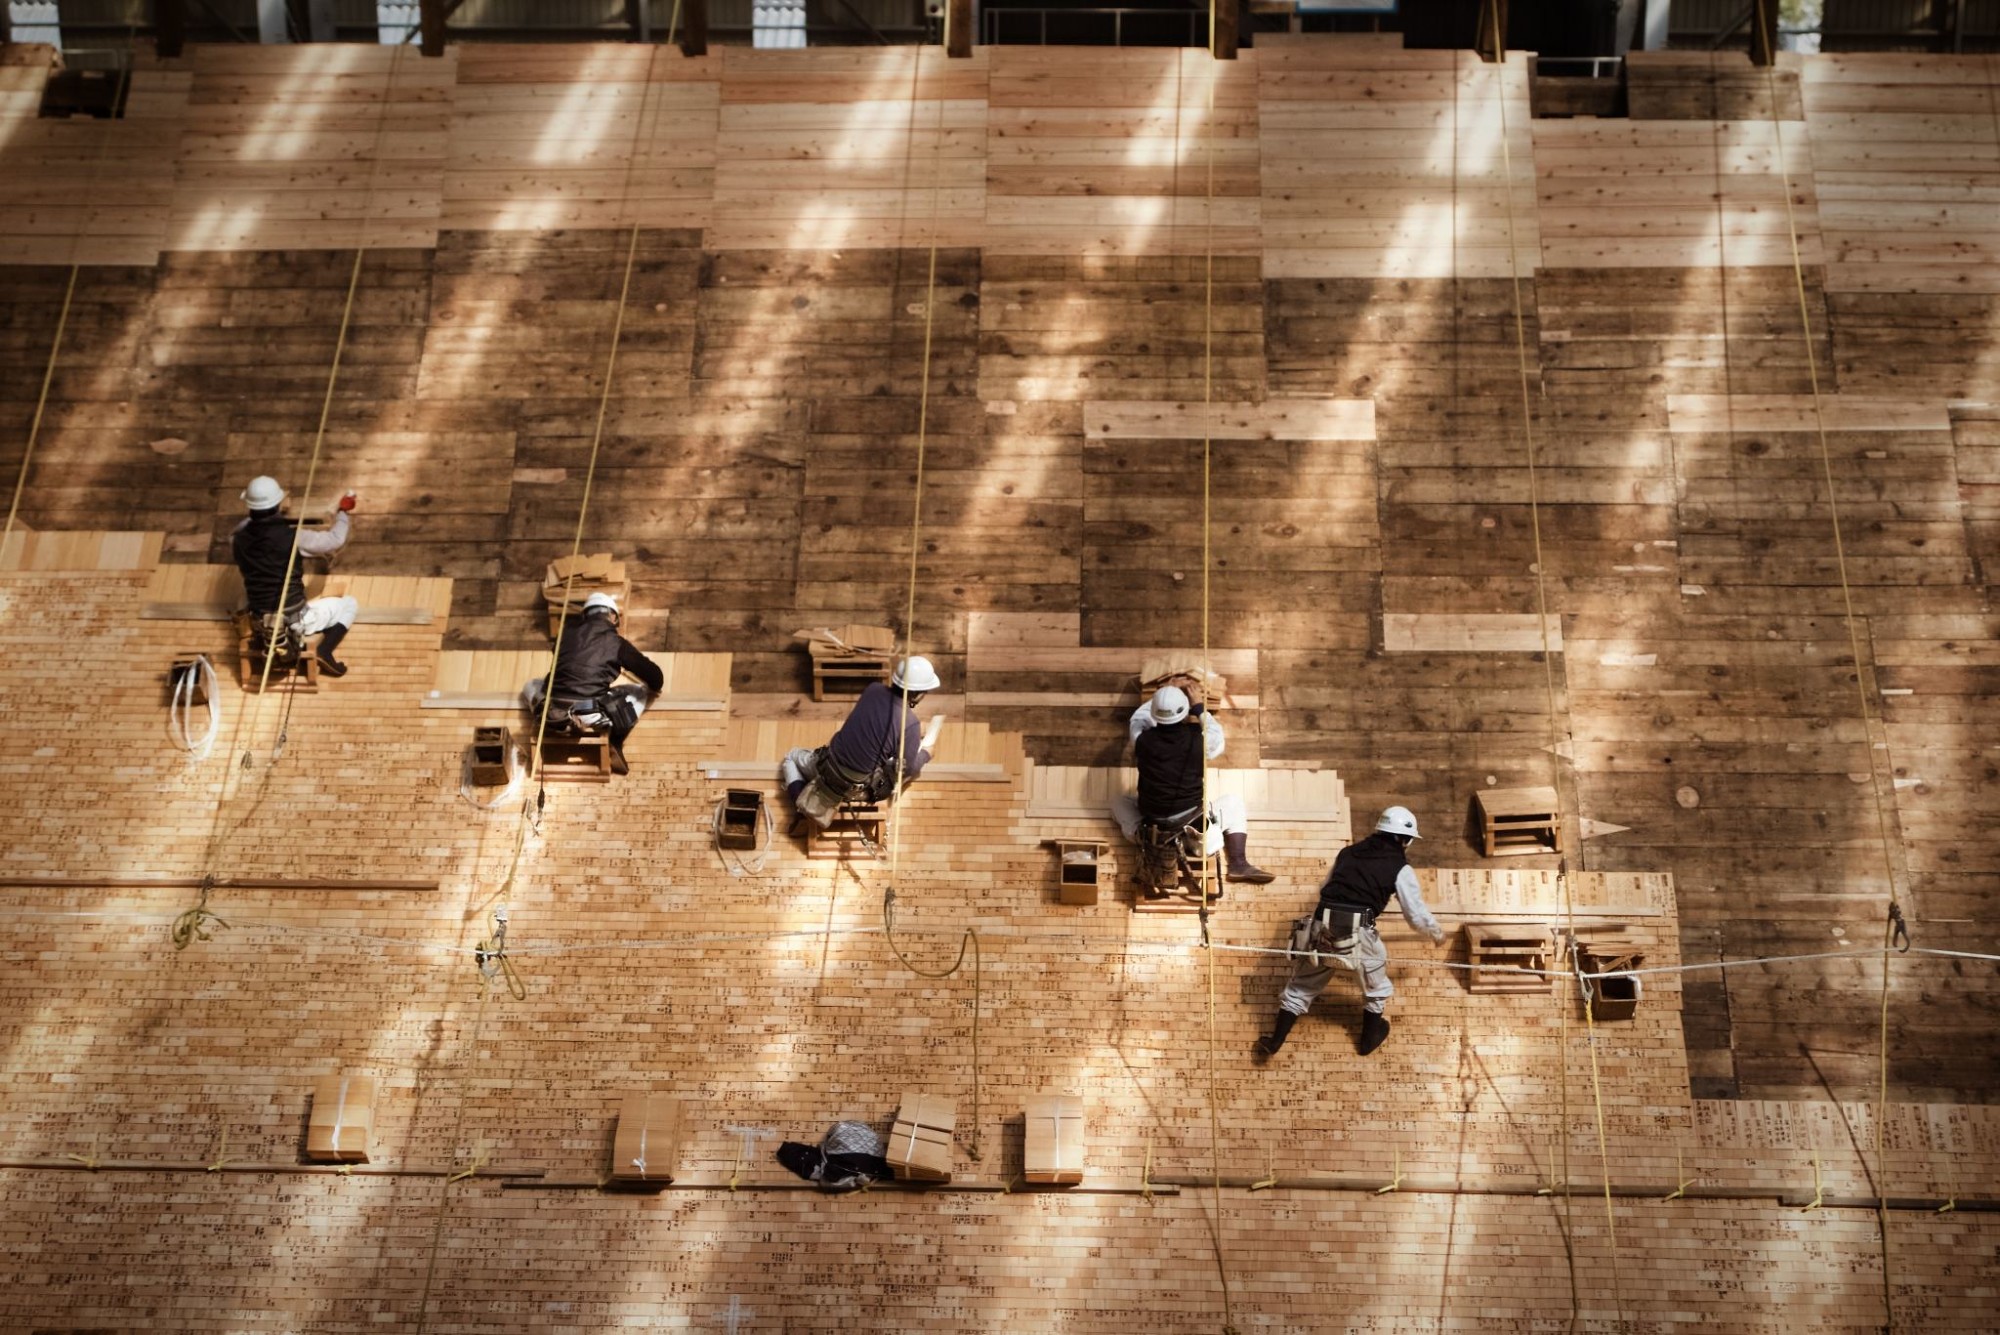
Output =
[{"x1": 337, "y1": 492, "x2": 357, "y2": 512}]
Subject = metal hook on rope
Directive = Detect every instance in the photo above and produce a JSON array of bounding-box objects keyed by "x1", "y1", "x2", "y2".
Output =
[{"x1": 1888, "y1": 902, "x2": 1911, "y2": 953}]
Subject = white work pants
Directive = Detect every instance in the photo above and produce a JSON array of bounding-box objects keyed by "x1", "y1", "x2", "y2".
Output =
[
  {"x1": 294, "y1": 595, "x2": 357, "y2": 636},
  {"x1": 1278, "y1": 919, "x2": 1393, "y2": 1017},
  {"x1": 1110, "y1": 791, "x2": 1246, "y2": 858}
]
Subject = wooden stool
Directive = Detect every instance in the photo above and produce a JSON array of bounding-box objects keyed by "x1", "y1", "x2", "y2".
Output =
[
  {"x1": 1464, "y1": 924, "x2": 1553, "y2": 994},
  {"x1": 1046, "y1": 839, "x2": 1108, "y2": 907},
  {"x1": 233, "y1": 613, "x2": 319, "y2": 693},
  {"x1": 794, "y1": 800, "x2": 887, "y2": 858},
  {"x1": 539, "y1": 732, "x2": 612, "y2": 783},
  {"x1": 1475, "y1": 785, "x2": 1561, "y2": 857},
  {"x1": 808, "y1": 641, "x2": 893, "y2": 702}
]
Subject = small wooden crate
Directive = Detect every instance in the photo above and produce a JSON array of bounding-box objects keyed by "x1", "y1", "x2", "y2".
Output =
[
  {"x1": 539, "y1": 733, "x2": 611, "y2": 783},
  {"x1": 469, "y1": 726, "x2": 512, "y2": 786},
  {"x1": 1464, "y1": 924, "x2": 1554, "y2": 994},
  {"x1": 718, "y1": 789, "x2": 764, "y2": 850},
  {"x1": 796, "y1": 800, "x2": 887, "y2": 859},
  {"x1": 807, "y1": 642, "x2": 894, "y2": 702},
  {"x1": 1581, "y1": 948, "x2": 1645, "y2": 1021},
  {"x1": 1476, "y1": 785, "x2": 1561, "y2": 857},
  {"x1": 167, "y1": 654, "x2": 211, "y2": 706},
  {"x1": 1048, "y1": 839, "x2": 1107, "y2": 907}
]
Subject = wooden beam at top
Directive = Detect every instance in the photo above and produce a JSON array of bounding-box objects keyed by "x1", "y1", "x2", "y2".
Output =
[
  {"x1": 1749, "y1": 0, "x2": 1778, "y2": 65},
  {"x1": 1476, "y1": 0, "x2": 1506, "y2": 62},
  {"x1": 156, "y1": 0, "x2": 186, "y2": 57},
  {"x1": 946, "y1": 0, "x2": 972, "y2": 57},
  {"x1": 677, "y1": 0, "x2": 708, "y2": 56},
  {"x1": 1210, "y1": 0, "x2": 1237, "y2": 60},
  {"x1": 419, "y1": 0, "x2": 448, "y2": 56}
]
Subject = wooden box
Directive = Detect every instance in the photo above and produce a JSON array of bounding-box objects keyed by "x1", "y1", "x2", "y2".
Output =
[
  {"x1": 1050, "y1": 839, "x2": 1106, "y2": 907},
  {"x1": 306, "y1": 1074, "x2": 377, "y2": 1163},
  {"x1": 1023, "y1": 1095, "x2": 1085, "y2": 1185},
  {"x1": 469, "y1": 726, "x2": 512, "y2": 786},
  {"x1": 800, "y1": 624, "x2": 896, "y2": 702},
  {"x1": 1582, "y1": 949, "x2": 1645, "y2": 1021},
  {"x1": 887, "y1": 1092, "x2": 955, "y2": 1182},
  {"x1": 609, "y1": 1090, "x2": 682, "y2": 1185},
  {"x1": 718, "y1": 789, "x2": 763, "y2": 850},
  {"x1": 540, "y1": 733, "x2": 611, "y2": 783},
  {"x1": 1475, "y1": 785, "x2": 1562, "y2": 858},
  {"x1": 798, "y1": 800, "x2": 887, "y2": 859},
  {"x1": 1464, "y1": 924, "x2": 1554, "y2": 994},
  {"x1": 168, "y1": 654, "x2": 211, "y2": 707}
]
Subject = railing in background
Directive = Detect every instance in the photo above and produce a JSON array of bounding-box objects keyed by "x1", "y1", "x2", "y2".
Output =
[{"x1": 982, "y1": 5, "x2": 1206, "y2": 47}]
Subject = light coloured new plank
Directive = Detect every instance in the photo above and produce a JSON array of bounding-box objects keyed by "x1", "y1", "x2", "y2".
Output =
[
  {"x1": 1083, "y1": 400, "x2": 1374, "y2": 442},
  {"x1": 1382, "y1": 614, "x2": 1565, "y2": 654}
]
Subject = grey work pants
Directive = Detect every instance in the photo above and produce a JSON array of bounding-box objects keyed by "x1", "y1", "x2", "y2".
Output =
[{"x1": 1278, "y1": 919, "x2": 1393, "y2": 1017}]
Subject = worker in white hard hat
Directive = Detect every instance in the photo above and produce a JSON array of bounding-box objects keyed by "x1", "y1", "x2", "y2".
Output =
[
  {"x1": 1256, "y1": 805, "x2": 1445, "y2": 1060},
  {"x1": 782, "y1": 655, "x2": 944, "y2": 828},
  {"x1": 521, "y1": 592, "x2": 663, "y2": 776},
  {"x1": 231, "y1": 474, "x2": 360, "y2": 676},
  {"x1": 1110, "y1": 681, "x2": 1275, "y2": 889}
]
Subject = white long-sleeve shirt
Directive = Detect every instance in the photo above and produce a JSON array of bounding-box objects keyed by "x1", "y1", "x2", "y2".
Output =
[
  {"x1": 1390, "y1": 866, "x2": 1445, "y2": 943},
  {"x1": 1127, "y1": 700, "x2": 1225, "y2": 758}
]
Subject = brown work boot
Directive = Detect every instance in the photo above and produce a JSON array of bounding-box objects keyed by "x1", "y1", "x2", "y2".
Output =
[{"x1": 1223, "y1": 832, "x2": 1275, "y2": 884}]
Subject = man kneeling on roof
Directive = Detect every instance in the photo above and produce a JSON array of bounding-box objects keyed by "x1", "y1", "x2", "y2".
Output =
[
  {"x1": 1110, "y1": 683, "x2": 1275, "y2": 892},
  {"x1": 522, "y1": 593, "x2": 662, "y2": 776},
  {"x1": 782, "y1": 656, "x2": 945, "y2": 828}
]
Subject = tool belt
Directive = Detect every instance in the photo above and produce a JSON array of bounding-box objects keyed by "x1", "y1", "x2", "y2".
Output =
[
  {"x1": 249, "y1": 611, "x2": 309, "y2": 664},
  {"x1": 1292, "y1": 906, "x2": 1365, "y2": 963},
  {"x1": 796, "y1": 746, "x2": 889, "y2": 827},
  {"x1": 548, "y1": 690, "x2": 639, "y2": 738}
]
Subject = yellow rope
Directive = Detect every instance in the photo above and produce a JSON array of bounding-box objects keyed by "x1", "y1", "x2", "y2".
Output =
[
  {"x1": 1490, "y1": 47, "x2": 1623, "y2": 1326},
  {"x1": 1, "y1": 15, "x2": 143, "y2": 547},
  {"x1": 1754, "y1": 18, "x2": 1906, "y2": 1325},
  {"x1": 1187, "y1": 44, "x2": 1237, "y2": 1335},
  {"x1": 1, "y1": 267, "x2": 76, "y2": 547},
  {"x1": 878, "y1": 39, "x2": 985, "y2": 1163},
  {"x1": 500, "y1": 47, "x2": 665, "y2": 921},
  {"x1": 185, "y1": 44, "x2": 407, "y2": 922}
]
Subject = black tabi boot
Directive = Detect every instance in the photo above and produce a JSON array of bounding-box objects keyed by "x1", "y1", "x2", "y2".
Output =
[
  {"x1": 1223, "y1": 831, "x2": 1275, "y2": 884},
  {"x1": 314, "y1": 622, "x2": 350, "y2": 678},
  {"x1": 608, "y1": 725, "x2": 633, "y2": 776},
  {"x1": 1359, "y1": 1010, "x2": 1391, "y2": 1056},
  {"x1": 1255, "y1": 1009, "x2": 1298, "y2": 1060}
]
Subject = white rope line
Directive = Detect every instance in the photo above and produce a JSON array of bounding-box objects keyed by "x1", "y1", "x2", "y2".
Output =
[{"x1": 5, "y1": 906, "x2": 1980, "y2": 973}]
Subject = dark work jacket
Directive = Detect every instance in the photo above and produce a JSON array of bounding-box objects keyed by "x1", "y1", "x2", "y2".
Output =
[
  {"x1": 1317, "y1": 832, "x2": 1409, "y2": 920},
  {"x1": 232, "y1": 512, "x2": 310, "y2": 617},
  {"x1": 551, "y1": 614, "x2": 663, "y2": 703},
  {"x1": 826, "y1": 682, "x2": 927, "y2": 781},
  {"x1": 1135, "y1": 719, "x2": 1205, "y2": 821}
]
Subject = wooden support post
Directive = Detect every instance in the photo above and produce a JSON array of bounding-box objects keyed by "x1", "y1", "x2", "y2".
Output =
[
  {"x1": 419, "y1": 0, "x2": 448, "y2": 57},
  {"x1": 1475, "y1": 0, "x2": 1506, "y2": 62},
  {"x1": 677, "y1": 0, "x2": 708, "y2": 56},
  {"x1": 156, "y1": 0, "x2": 186, "y2": 58},
  {"x1": 1748, "y1": 0, "x2": 1777, "y2": 66},
  {"x1": 945, "y1": 0, "x2": 972, "y2": 57},
  {"x1": 1933, "y1": 0, "x2": 1963, "y2": 52},
  {"x1": 624, "y1": 0, "x2": 650, "y2": 42},
  {"x1": 1209, "y1": 0, "x2": 1237, "y2": 61}
]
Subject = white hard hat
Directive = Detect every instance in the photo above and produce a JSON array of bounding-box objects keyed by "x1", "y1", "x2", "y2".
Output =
[
  {"x1": 1151, "y1": 684, "x2": 1190, "y2": 725},
  {"x1": 1375, "y1": 805, "x2": 1421, "y2": 840},
  {"x1": 583, "y1": 592, "x2": 620, "y2": 616},
  {"x1": 892, "y1": 655, "x2": 940, "y2": 692},
  {"x1": 242, "y1": 476, "x2": 285, "y2": 510}
]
